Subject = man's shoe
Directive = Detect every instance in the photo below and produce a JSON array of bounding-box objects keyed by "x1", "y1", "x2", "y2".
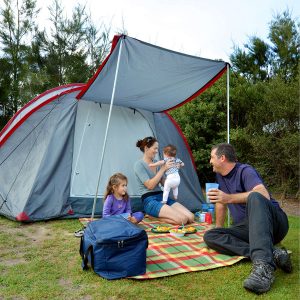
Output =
[
  {"x1": 273, "y1": 247, "x2": 292, "y2": 273},
  {"x1": 243, "y1": 261, "x2": 275, "y2": 294}
]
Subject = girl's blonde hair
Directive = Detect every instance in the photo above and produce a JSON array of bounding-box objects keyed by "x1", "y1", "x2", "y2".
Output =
[{"x1": 103, "y1": 173, "x2": 129, "y2": 201}]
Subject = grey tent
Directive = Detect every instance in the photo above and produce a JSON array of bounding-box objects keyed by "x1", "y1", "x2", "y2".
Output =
[{"x1": 0, "y1": 35, "x2": 228, "y2": 222}]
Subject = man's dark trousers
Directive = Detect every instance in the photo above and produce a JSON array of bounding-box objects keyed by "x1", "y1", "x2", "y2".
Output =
[{"x1": 203, "y1": 192, "x2": 289, "y2": 268}]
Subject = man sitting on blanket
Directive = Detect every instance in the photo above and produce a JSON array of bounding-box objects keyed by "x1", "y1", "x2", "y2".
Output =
[{"x1": 203, "y1": 143, "x2": 292, "y2": 295}]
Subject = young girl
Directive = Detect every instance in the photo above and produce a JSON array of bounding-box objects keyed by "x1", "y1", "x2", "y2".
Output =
[{"x1": 102, "y1": 173, "x2": 144, "y2": 224}]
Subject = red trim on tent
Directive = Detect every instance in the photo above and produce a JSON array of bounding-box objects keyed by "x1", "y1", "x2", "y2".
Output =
[
  {"x1": 68, "y1": 209, "x2": 74, "y2": 215},
  {"x1": 0, "y1": 84, "x2": 85, "y2": 148},
  {"x1": 163, "y1": 111, "x2": 197, "y2": 171},
  {"x1": 76, "y1": 35, "x2": 122, "y2": 100},
  {"x1": 164, "y1": 65, "x2": 228, "y2": 112},
  {"x1": 16, "y1": 212, "x2": 30, "y2": 221},
  {"x1": 1, "y1": 83, "x2": 85, "y2": 135}
]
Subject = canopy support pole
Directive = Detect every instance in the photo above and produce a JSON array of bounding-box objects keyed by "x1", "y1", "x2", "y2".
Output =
[
  {"x1": 226, "y1": 63, "x2": 231, "y2": 227},
  {"x1": 227, "y1": 63, "x2": 230, "y2": 144},
  {"x1": 91, "y1": 38, "x2": 124, "y2": 220}
]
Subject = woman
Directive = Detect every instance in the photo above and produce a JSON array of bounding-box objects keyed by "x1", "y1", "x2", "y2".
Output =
[{"x1": 134, "y1": 136, "x2": 194, "y2": 225}]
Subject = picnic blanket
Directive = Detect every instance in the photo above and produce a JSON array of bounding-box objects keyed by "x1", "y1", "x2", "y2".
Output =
[{"x1": 78, "y1": 216, "x2": 244, "y2": 279}]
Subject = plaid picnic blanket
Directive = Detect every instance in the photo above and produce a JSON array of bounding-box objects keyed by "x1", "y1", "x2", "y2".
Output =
[
  {"x1": 78, "y1": 217, "x2": 244, "y2": 279},
  {"x1": 130, "y1": 217, "x2": 244, "y2": 279}
]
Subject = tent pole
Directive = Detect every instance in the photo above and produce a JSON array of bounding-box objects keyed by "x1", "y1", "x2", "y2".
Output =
[
  {"x1": 91, "y1": 38, "x2": 124, "y2": 220},
  {"x1": 226, "y1": 63, "x2": 231, "y2": 227},
  {"x1": 70, "y1": 107, "x2": 91, "y2": 194},
  {"x1": 227, "y1": 63, "x2": 230, "y2": 144}
]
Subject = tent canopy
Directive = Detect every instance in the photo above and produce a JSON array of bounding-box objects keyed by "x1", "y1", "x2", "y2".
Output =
[
  {"x1": 0, "y1": 35, "x2": 229, "y2": 222},
  {"x1": 77, "y1": 35, "x2": 227, "y2": 112}
]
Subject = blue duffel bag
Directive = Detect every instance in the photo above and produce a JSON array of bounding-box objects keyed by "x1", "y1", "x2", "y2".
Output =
[{"x1": 79, "y1": 215, "x2": 148, "y2": 279}]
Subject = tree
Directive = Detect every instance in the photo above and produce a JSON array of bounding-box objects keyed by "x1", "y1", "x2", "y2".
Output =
[
  {"x1": 269, "y1": 10, "x2": 300, "y2": 81},
  {"x1": 228, "y1": 10, "x2": 299, "y2": 195},
  {"x1": 40, "y1": 0, "x2": 89, "y2": 86},
  {"x1": 230, "y1": 9, "x2": 299, "y2": 82},
  {"x1": 85, "y1": 13, "x2": 111, "y2": 75},
  {"x1": 38, "y1": 0, "x2": 111, "y2": 87},
  {"x1": 171, "y1": 10, "x2": 299, "y2": 195},
  {"x1": 0, "y1": 0, "x2": 113, "y2": 124},
  {"x1": 0, "y1": 0, "x2": 39, "y2": 116},
  {"x1": 231, "y1": 37, "x2": 270, "y2": 82},
  {"x1": 170, "y1": 75, "x2": 228, "y2": 184}
]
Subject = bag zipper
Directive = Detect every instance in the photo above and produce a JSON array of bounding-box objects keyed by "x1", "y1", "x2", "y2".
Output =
[{"x1": 96, "y1": 230, "x2": 147, "y2": 246}]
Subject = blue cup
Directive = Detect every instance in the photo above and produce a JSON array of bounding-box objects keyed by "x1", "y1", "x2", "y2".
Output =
[{"x1": 205, "y1": 183, "x2": 219, "y2": 203}]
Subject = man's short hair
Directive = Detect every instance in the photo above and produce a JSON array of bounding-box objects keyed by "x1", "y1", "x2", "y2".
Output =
[{"x1": 212, "y1": 143, "x2": 237, "y2": 162}]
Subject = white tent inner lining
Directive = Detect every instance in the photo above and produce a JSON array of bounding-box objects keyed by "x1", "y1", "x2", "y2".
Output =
[{"x1": 70, "y1": 101, "x2": 156, "y2": 198}]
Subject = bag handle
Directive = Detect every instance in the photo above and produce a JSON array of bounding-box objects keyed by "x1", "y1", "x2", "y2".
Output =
[
  {"x1": 82, "y1": 245, "x2": 94, "y2": 270},
  {"x1": 79, "y1": 236, "x2": 84, "y2": 258},
  {"x1": 80, "y1": 237, "x2": 94, "y2": 270}
]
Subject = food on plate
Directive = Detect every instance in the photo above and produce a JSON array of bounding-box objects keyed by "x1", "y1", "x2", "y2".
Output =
[
  {"x1": 182, "y1": 226, "x2": 197, "y2": 233},
  {"x1": 155, "y1": 226, "x2": 171, "y2": 232}
]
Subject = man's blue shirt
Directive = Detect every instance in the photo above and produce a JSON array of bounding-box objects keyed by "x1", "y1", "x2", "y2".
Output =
[{"x1": 216, "y1": 162, "x2": 280, "y2": 224}]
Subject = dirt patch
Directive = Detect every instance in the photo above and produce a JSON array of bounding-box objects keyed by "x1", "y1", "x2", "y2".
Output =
[
  {"x1": 0, "y1": 258, "x2": 26, "y2": 267},
  {"x1": 3, "y1": 223, "x2": 54, "y2": 244},
  {"x1": 277, "y1": 198, "x2": 299, "y2": 217},
  {"x1": 58, "y1": 278, "x2": 73, "y2": 289},
  {"x1": 0, "y1": 223, "x2": 56, "y2": 268},
  {"x1": 24, "y1": 225, "x2": 53, "y2": 243}
]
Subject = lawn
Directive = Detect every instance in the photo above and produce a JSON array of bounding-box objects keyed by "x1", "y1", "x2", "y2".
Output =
[{"x1": 0, "y1": 215, "x2": 299, "y2": 300}]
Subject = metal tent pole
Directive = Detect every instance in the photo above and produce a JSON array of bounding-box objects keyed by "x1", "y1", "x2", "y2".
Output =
[
  {"x1": 226, "y1": 63, "x2": 231, "y2": 227},
  {"x1": 90, "y1": 38, "x2": 124, "y2": 220},
  {"x1": 227, "y1": 63, "x2": 230, "y2": 144}
]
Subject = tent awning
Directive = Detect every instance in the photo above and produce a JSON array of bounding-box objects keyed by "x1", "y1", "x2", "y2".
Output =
[{"x1": 77, "y1": 35, "x2": 227, "y2": 112}]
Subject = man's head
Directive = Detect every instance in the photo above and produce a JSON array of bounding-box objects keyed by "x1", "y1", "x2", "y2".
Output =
[{"x1": 210, "y1": 143, "x2": 237, "y2": 175}]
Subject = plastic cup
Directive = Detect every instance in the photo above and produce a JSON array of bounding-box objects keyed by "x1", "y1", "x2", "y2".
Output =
[
  {"x1": 200, "y1": 213, "x2": 206, "y2": 223},
  {"x1": 205, "y1": 183, "x2": 219, "y2": 203}
]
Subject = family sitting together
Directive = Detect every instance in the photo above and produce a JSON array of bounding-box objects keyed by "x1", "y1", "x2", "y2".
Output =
[{"x1": 99, "y1": 137, "x2": 292, "y2": 295}]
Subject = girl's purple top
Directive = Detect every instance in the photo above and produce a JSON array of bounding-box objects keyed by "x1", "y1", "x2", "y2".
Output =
[{"x1": 102, "y1": 194, "x2": 132, "y2": 217}]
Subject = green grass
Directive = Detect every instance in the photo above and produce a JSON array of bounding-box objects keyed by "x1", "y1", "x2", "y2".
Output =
[{"x1": 0, "y1": 216, "x2": 299, "y2": 300}]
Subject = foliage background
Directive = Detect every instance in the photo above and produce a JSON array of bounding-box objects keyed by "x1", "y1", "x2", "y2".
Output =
[{"x1": 0, "y1": 1, "x2": 299, "y2": 196}]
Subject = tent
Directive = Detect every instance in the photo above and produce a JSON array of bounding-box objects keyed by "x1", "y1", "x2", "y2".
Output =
[{"x1": 0, "y1": 35, "x2": 228, "y2": 222}]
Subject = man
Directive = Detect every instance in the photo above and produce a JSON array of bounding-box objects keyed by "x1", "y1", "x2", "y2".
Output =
[{"x1": 203, "y1": 143, "x2": 292, "y2": 294}]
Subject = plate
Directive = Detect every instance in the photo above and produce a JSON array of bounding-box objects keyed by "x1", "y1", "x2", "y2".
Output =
[
  {"x1": 169, "y1": 229, "x2": 185, "y2": 237},
  {"x1": 179, "y1": 226, "x2": 197, "y2": 234},
  {"x1": 151, "y1": 225, "x2": 171, "y2": 233}
]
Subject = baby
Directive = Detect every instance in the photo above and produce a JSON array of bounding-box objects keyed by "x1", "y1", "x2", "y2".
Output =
[{"x1": 149, "y1": 144, "x2": 184, "y2": 203}]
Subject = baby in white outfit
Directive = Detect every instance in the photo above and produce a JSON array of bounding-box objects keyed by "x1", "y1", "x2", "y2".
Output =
[{"x1": 149, "y1": 144, "x2": 184, "y2": 203}]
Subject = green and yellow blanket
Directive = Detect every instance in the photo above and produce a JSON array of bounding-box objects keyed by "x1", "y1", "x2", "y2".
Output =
[{"x1": 79, "y1": 216, "x2": 244, "y2": 279}]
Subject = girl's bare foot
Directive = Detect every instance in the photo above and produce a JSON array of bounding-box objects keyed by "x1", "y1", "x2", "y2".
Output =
[{"x1": 127, "y1": 216, "x2": 138, "y2": 224}]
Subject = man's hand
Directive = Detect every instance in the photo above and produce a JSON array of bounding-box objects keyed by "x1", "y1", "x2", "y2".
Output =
[
  {"x1": 208, "y1": 184, "x2": 270, "y2": 205},
  {"x1": 207, "y1": 189, "x2": 230, "y2": 205}
]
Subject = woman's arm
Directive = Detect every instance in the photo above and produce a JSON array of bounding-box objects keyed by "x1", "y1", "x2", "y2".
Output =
[{"x1": 144, "y1": 160, "x2": 173, "y2": 190}]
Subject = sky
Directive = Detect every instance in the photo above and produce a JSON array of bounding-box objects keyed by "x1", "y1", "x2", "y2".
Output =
[{"x1": 37, "y1": 0, "x2": 300, "y2": 62}]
